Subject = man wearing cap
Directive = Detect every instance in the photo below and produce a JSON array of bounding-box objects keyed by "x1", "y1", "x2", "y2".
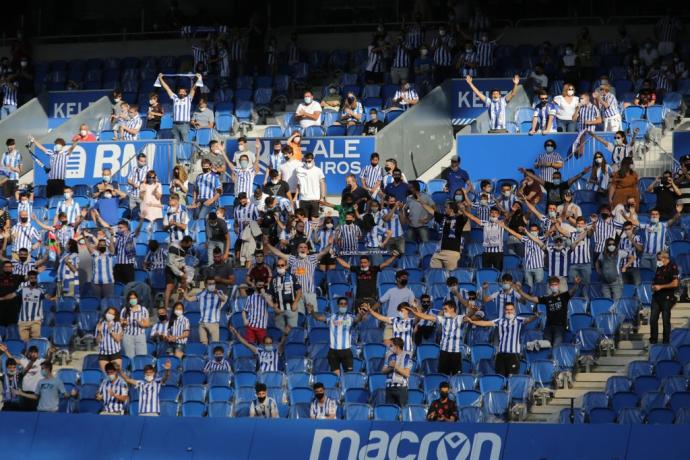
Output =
[
  {"x1": 534, "y1": 139, "x2": 563, "y2": 183},
  {"x1": 675, "y1": 154, "x2": 690, "y2": 213},
  {"x1": 440, "y1": 156, "x2": 471, "y2": 195}
]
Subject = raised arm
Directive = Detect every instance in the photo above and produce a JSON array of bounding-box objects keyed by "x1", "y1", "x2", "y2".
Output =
[
  {"x1": 405, "y1": 305, "x2": 437, "y2": 322},
  {"x1": 462, "y1": 207, "x2": 482, "y2": 226},
  {"x1": 188, "y1": 73, "x2": 202, "y2": 100},
  {"x1": 335, "y1": 257, "x2": 351, "y2": 271},
  {"x1": 518, "y1": 167, "x2": 544, "y2": 186},
  {"x1": 464, "y1": 75, "x2": 486, "y2": 103},
  {"x1": 567, "y1": 166, "x2": 591, "y2": 187},
  {"x1": 228, "y1": 325, "x2": 258, "y2": 354},
  {"x1": 265, "y1": 241, "x2": 290, "y2": 261},
  {"x1": 157, "y1": 74, "x2": 175, "y2": 99},
  {"x1": 360, "y1": 304, "x2": 391, "y2": 324},
  {"x1": 505, "y1": 75, "x2": 520, "y2": 102},
  {"x1": 379, "y1": 252, "x2": 398, "y2": 269},
  {"x1": 513, "y1": 282, "x2": 539, "y2": 304}
]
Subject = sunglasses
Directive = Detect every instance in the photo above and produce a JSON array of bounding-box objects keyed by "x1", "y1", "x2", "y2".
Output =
[
  {"x1": 615, "y1": 136, "x2": 624, "y2": 140},
  {"x1": 276, "y1": 264, "x2": 286, "y2": 267},
  {"x1": 539, "y1": 98, "x2": 548, "y2": 102}
]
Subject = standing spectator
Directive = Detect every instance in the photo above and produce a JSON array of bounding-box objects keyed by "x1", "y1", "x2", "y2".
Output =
[
  {"x1": 426, "y1": 381, "x2": 458, "y2": 422},
  {"x1": 118, "y1": 360, "x2": 172, "y2": 416},
  {"x1": 457, "y1": 42, "x2": 478, "y2": 77},
  {"x1": 429, "y1": 201, "x2": 467, "y2": 270},
  {"x1": 126, "y1": 153, "x2": 149, "y2": 211},
  {"x1": 139, "y1": 170, "x2": 163, "y2": 225},
  {"x1": 0, "y1": 270, "x2": 55, "y2": 342},
  {"x1": 1, "y1": 345, "x2": 44, "y2": 411},
  {"x1": 307, "y1": 302, "x2": 366, "y2": 376},
  {"x1": 390, "y1": 36, "x2": 411, "y2": 84},
  {"x1": 182, "y1": 277, "x2": 228, "y2": 344},
  {"x1": 646, "y1": 171, "x2": 681, "y2": 221},
  {"x1": 440, "y1": 155, "x2": 472, "y2": 195},
  {"x1": 596, "y1": 238, "x2": 627, "y2": 300},
  {"x1": 54, "y1": 186, "x2": 80, "y2": 226},
  {"x1": 120, "y1": 291, "x2": 150, "y2": 359},
  {"x1": 191, "y1": 158, "x2": 222, "y2": 220},
  {"x1": 534, "y1": 139, "x2": 564, "y2": 183},
  {"x1": 359, "y1": 153, "x2": 383, "y2": 197},
  {"x1": 586, "y1": 130, "x2": 637, "y2": 170},
  {"x1": 381, "y1": 337, "x2": 413, "y2": 406},
  {"x1": 365, "y1": 37, "x2": 386, "y2": 83},
  {"x1": 650, "y1": 251, "x2": 680, "y2": 345},
  {"x1": 279, "y1": 146, "x2": 302, "y2": 197},
  {"x1": 473, "y1": 30, "x2": 501, "y2": 77},
  {"x1": 515, "y1": 277, "x2": 580, "y2": 348},
  {"x1": 284, "y1": 132, "x2": 303, "y2": 162},
  {"x1": 383, "y1": 170, "x2": 410, "y2": 203},
  {"x1": 166, "y1": 303, "x2": 190, "y2": 359},
  {"x1": 465, "y1": 303, "x2": 539, "y2": 377},
  {"x1": 96, "y1": 307, "x2": 123, "y2": 372},
  {"x1": 268, "y1": 259, "x2": 302, "y2": 333},
  {"x1": 465, "y1": 75, "x2": 520, "y2": 132},
  {"x1": 617, "y1": 221, "x2": 643, "y2": 286},
  {"x1": 10, "y1": 209, "x2": 40, "y2": 254},
  {"x1": 402, "y1": 182, "x2": 435, "y2": 243},
  {"x1": 191, "y1": 97, "x2": 215, "y2": 130},
  {"x1": 609, "y1": 158, "x2": 640, "y2": 210},
  {"x1": 529, "y1": 91, "x2": 556, "y2": 135},
  {"x1": 57, "y1": 239, "x2": 80, "y2": 299},
  {"x1": 674, "y1": 155, "x2": 690, "y2": 213},
  {"x1": 229, "y1": 326, "x2": 284, "y2": 372},
  {"x1": 527, "y1": 63, "x2": 549, "y2": 92},
  {"x1": 573, "y1": 93, "x2": 602, "y2": 134},
  {"x1": 162, "y1": 193, "x2": 188, "y2": 243},
  {"x1": 110, "y1": 219, "x2": 142, "y2": 285},
  {"x1": 29, "y1": 136, "x2": 79, "y2": 198},
  {"x1": 521, "y1": 167, "x2": 590, "y2": 207},
  {"x1": 501, "y1": 223, "x2": 546, "y2": 290},
  {"x1": 555, "y1": 217, "x2": 593, "y2": 294},
  {"x1": 296, "y1": 153, "x2": 325, "y2": 220},
  {"x1": 12, "y1": 361, "x2": 76, "y2": 412},
  {"x1": 408, "y1": 301, "x2": 465, "y2": 375},
  {"x1": 232, "y1": 194, "x2": 260, "y2": 265},
  {"x1": 157, "y1": 73, "x2": 201, "y2": 142},
  {"x1": 294, "y1": 91, "x2": 321, "y2": 129},
  {"x1": 593, "y1": 83, "x2": 621, "y2": 132},
  {"x1": 96, "y1": 363, "x2": 129, "y2": 415},
  {"x1": 1, "y1": 138, "x2": 22, "y2": 198},
  {"x1": 377, "y1": 195, "x2": 405, "y2": 254},
  {"x1": 656, "y1": 12, "x2": 682, "y2": 56},
  {"x1": 362, "y1": 303, "x2": 415, "y2": 352},
  {"x1": 552, "y1": 83, "x2": 579, "y2": 132},
  {"x1": 430, "y1": 25, "x2": 455, "y2": 85},
  {"x1": 229, "y1": 151, "x2": 260, "y2": 198},
  {"x1": 249, "y1": 383, "x2": 279, "y2": 418},
  {"x1": 336, "y1": 253, "x2": 397, "y2": 310},
  {"x1": 310, "y1": 382, "x2": 338, "y2": 419},
  {"x1": 0, "y1": 75, "x2": 19, "y2": 119},
  {"x1": 146, "y1": 93, "x2": 164, "y2": 131},
  {"x1": 413, "y1": 46, "x2": 434, "y2": 94},
  {"x1": 118, "y1": 105, "x2": 142, "y2": 141},
  {"x1": 241, "y1": 280, "x2": 278, "y2": 344},
  {"x1": 464, "y1": 206, "x2": 505, "y2": 270}
]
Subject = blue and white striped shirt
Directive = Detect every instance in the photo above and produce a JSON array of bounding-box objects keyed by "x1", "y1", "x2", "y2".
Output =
[
  {"x1": 135, "y1": 379, "x2": 162, "y2": 415},
  {"x1": 488, "y1": 289, "x2": 520, "y2": 320},
  {"x1": 98, "y1": 377, "x2": 128, "y2": 413},
  {"x1": 618, "y1": 233, "x2": 641, "y2": 268},
  {"x1": 11, "y1": 223, "x2": 39, "y2": 251},
  {"x1": 405, "y1": 24, "x2": 423, "y2": 49},
  {"x1": 533, "y1": 102, "x2": 557, "y2": 132},
  {"x1": 610, "y1": 143, "x2": 633, "y2": 166},
  {"x1": 122, "y1": 116, "x2": 142, "y2": 141},
  {"x1": 535, "y1": 152, "x2": 564, "y2": 183},
  {"x1": 365, "y1": 224, "x2": 388, "y2": 248},
  {"x1": 391, "y1": 317, "x2": 415, "y2": 352},
  {"x1": 474, "y1": 40, "x2": 496, "y2": 67},
  {"x1": 233, "y1": 167, "x2": 255, "y2": 198},
  {"x1": 163, "y1": 206, "x2": 189, "y2": 243},
  {"x1": 640, "y1": 222, "x2": 668, "y2": 255},
  {"x1": 192, "y1": 45, "x2": 208, "y2": 70},
  {"x1": 268, "y1": 153, "x2": 285, "y2": 172},
  {"x1": 128, "y1": 165, "x2": 149, "y2": 199},
  {"x1": 328, "y1": 313, "x2": 354, "y2": 350},
  {"x1": 310, "y1": 397, "x2": 337, "y2": 419},
  {"x1": 258, "y1": 346, "x2": 279, "y2": 372},
  {"x1": 471, "y1": 202, "x2": 492, "y2": 222},
  {"x1": 171, "y1": 315, "x2": 190, "y2": 344},
  {"x1": 392, "y1": 45, "x2": 410, "y2": 68},
  {"x1": 437, "y1": 314, "x2": 465, "y2": 353},
  {"x1": 233, "y1": 203, "x2": 259, "y2": 235},
  {"x1": 1, "y1": 150, "x2": 21, "y2": 180},
  {"x1": 2, "y1": 81, "x2": 18, "y2": 106},
  {"x1": 97, "y1": 320, "x2": 122, "y2": 355},
  {"x1": 195, "y1": 171, "x2": 222, "y2": 201},
  {"x1": 199, "y1": 289, "x2": 225, "y2": 323},
  {"x1": 593, "y1": 219, "x2": 619, "y2": 253},
  {"x1": 57, "y1": 252, "x2": 79, "y2": 282},
  {"x1": 431, "y1": 36, "x2": 455, "y2": 66},
  {"x1": 335, "y1": 223, "x2": 361, "y2": 252},
  {"x1": 204, "y1": 359, "x2": 232, "y2": 373},
  {"x1": 218, "y1": 48, "x2": 230, "y2": 77},
  {"x1": 288, "y1": 254, "x2": 318, "y2": 294},
  {"x1": 376, "y1": 208, "x2": 404, "y2": 238},
  {"x1": 600, "y1": 93, "x2": 620, "y2": 118},
  {"x1": 114, "y1": 232, "x2": 136, "y2": 265},
  {"x1": 569, "y1": 231, "x2": 591, "y2": 264},
  {"x1": 521, "y1": 235, "x2": 545, "y2": 270},
  {"x1": 366, "y1": 45, "x2": 384, "y2": 73},
  {"x1": 590, "y1": 165, "x2": 613, "y2": 192},
  {"x1": 12, "y1": 259, "x2": 34, "y2": 277},
  {"x1": 17, "y1": 285, "x2": 45, "y2": 322},
  {"x1": 57, "y1": 200, "x2": 80, "y2": 225},
  {"x1": 91, "y1": 250, "x2": 115, "y2": 284},
  {"x1": 244, "y1": 293, "x2": 269, "y2": 329},
  {"x1": 493, "y1": 316, "x2": 524, "y2": 354},
  {"x1": 458, "y1": 51, "x2": 478, "y2": 77},
  {"x1": 171, "y1": 94, "x2": 192, "y2": 123},
  {"x1": 46, "y1": 147, "x2": 71, "y2": 180},
  {"x1": 122, "y1": 306, "x2": 148, "y2": 336},
  {"x1": 547, "y1": 246, "x2": 569, "y2": 277},
  {"x1": 360, "y1": 164, "x2": 383, "y2": 190},
  {"x1": 576, "y1": 104, "x2": 600, "y2": 132},
  {"x1": 144, "y1": 248, "x2": 167, "y2": 270},
  {"x1": 485, "y1": 97, "x2": 508, "y2": 130}
]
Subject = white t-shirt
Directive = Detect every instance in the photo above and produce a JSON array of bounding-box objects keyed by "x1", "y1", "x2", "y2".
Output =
[
  {"x1": 296, "y1": 166, "x2": 325, "y2": 201},
  {"x1": 552, "y1": 95, "x2": 580, "y2": 121},
  {"x1": 296, "y1": 101, "x2": 322, "y2": 128},
  {"x1": 232, "y1": 149, "x2": 256, "y2": 164},
  {"x1": 19, "y1": 357, "x2": 45, "y2": 392},
  {"x1": 279, "y1": 159, "x2": 302, "y2": 193}
]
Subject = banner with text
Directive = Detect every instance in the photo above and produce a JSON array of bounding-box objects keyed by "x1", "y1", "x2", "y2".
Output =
[
  {"x1": 3, "y1": 413, "x2": 690, "y2": 460},
  {"x1": 32, "y1": 141, "x2": 173, "y2": 187},
  {"x1": 450, "y1": 78, "x2": 516, "y2": 125},
  {"x1": 44, "y1": 90, "x2": 111, "y2": 118}
]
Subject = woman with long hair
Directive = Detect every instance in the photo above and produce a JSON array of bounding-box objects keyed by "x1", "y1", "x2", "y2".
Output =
[
  {"x1": 609, "y1": 157, "x2": 640, "y2": 210},
  {"x1": 588, "y1": 151, "x2": 614, "y2": 203},
  {"x1": 121, "y1": 291, "x2": 150, "y2": 358},
  {"x1": 586, "y1": 129, "x2": 637, "y2": 169},
  {"x1": 96, "y1": 307, "x2": 123, "y2": 372},
  {"x1": 552, "y1": 83, "x2": 579, "y2": 132}
]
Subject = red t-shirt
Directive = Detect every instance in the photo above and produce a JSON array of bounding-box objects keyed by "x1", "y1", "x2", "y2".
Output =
[
  {"x1": 71, "y1": 132, "x2": 97, "y2": 142},
  {"x1": 248, "y1": 265, "x2": 271, "y2": 284}
]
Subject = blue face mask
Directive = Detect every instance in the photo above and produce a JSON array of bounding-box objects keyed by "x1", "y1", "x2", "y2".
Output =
[
  {"x1": 339, "y1": 307, "x2": 348, "y2": 314},
  {"x1": 545, "y1": 146, "x2": 554, "y2": 153},
  {"x1": 40, "y1": 369, "x2": 48, "y2": 377},
  {"x1": 552, "y1": 179, "x2": 561, "y2": 185}
]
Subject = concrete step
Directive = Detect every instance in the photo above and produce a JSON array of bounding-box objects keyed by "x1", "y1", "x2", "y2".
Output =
[
  {"x1": 616, "y1": 341, "x2": 646, "y2": 350},
  {"x1": 596, "y1": 356, "x2": 643, "y2": 366},
  {"x1": 554, "y1": 389, "x2": 593, "y2": 399},
  {"x1": 574, "y1": 372, "x2": 618, "y2": 382}
]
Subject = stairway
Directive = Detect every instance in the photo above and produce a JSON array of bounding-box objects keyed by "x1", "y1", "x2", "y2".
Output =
[{"x1": 527, "y1": 302, "x2": 690, "y2": 423}]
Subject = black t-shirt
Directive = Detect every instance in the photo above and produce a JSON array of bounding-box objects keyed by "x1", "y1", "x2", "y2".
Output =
[
  {"x1": 652, "y1": 262, "x2": 679, "y2": 300},
  {"x1": 350, "y1": 265, "x2": 381, "y2": 299},
  {"x1": 206, "y1": 219, "x2": 229, "y2": 242},
  {"x1": 364, "y1": 120, "x2": 385, "y2": 136},
  {"x1": 538, "y1": 292, "x2": 570, "y2": 327},
  {"x1": 544, "y1": 181, "x2": 569, "y2": 206},
  {"x1": 653, "y1": 183, "x2": 677, "y2": 217},
  {"x1": 434, "y1": 212, "x2": 467, "y2": 252},
  {"x1": 264, "y1": 180, "x2": 290, "y2": 198}
]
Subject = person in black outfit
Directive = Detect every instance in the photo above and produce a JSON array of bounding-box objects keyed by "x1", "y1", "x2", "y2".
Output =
[
  {"x1": 429, "y1": 200, "x2": 468, "y2": 270},
  {"x1": 647, "y1": 171, "x2": 682, "y2": 221},
  {"x1": 414, "y1": 294, "x2": 437, "y2": 346},
  {"x1": 650, "y1": 250, "x2": 679, "y2": 344},
  {"x1": 426, "y1": 381, "x2": 458, "y2": 422},
  {"x1": 520, "y1": 167, "x2": 590, "y2": 206},
  {"x1": 0, "y1": 260, "x2": 22, "y2": 326},
  {"x1": 336, "y1": 253, "x2": 397, "y2": 311},
  {"x1": 515, "y1": 276, "x2": 582, "y2": 348}
]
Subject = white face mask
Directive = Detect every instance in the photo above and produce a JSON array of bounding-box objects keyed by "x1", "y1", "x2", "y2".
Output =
[
  {"x1": 103, "y1": 192, "x2": 113, "y2": 199},
  {"x1": 276, "y1": 267, "x2": 286, "y2": 275},
  {"x1": 650, "y1": 217, "x2": 659, "y2": 224},
  {"x1": 298, "y1": 253, "x2": 307, "y2": 259},
  {"x1": 206, "y1": 284, "x2": 216, "y2": 292},
  {"x1": 505, "y1": 313, "x2": 515, "y2": 321},
  {"x1": 108, "y1": 374, "x2": 117, "y2": 382},
  {"x1": 144, "y1": 375, "x2": 154, "y2": 383},
  {"x1": 608, "y1": 245, "x2": 617, "y2": 252},
  {"x1": 80, "y1": 130, "x2": 87, "y2": 136},
  {"x1": 64, "y1": 192, "x2": 72, "y2": 199},
  {"x1": 105, "y1": 313, "x2": 115, "y2": 321},
  {"x1": 304, "y1": 97, "x2": 312, "y2": 104},
  {"x1": 420, "y1": 49, "x2": 428, "y2": 56},
  {"x1": 502, "y1": 191, "x2": 511, "y2": 197},
  {"x1": 567, "y1": 89, "x2": 575, "y2": 96},
  {"x1": 502, "y1": 283, "x2": 511, "y2": 291},
  {"x1": 489, "y1": 216, "x2": 498, "y2": 223},
  {"x1": 293, "y1": 137, "x2": 301, "y2": 143},
  {"x1": 550, "y1": 286, "x2": 560, "y2": 294},
  {"x1": 240, "y1": 161, "x2": 249, "y2": 169},
  {"x1": 595, "y1": 157, "x2": 603, "y2": 164},
  {"x1": 304, "y1": 162, "x2": 314, "y2": 169},
  {"x1": 174, "y1": 310, "x2": 183, "y2": 317}
]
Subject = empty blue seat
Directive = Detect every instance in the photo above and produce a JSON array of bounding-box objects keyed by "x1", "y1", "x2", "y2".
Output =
[{"x1": 344, "y1": 403, "x2": 371, "y2": 420}]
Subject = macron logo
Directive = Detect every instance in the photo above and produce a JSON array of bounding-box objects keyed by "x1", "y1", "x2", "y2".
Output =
[{"x1": 309, "y1": 429, "x2": 502, "y2": 460}]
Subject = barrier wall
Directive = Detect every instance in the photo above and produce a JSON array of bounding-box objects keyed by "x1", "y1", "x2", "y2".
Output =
[
  {"x1": 0, "y1": 97, "x2": 52, "y2": 177},
  {"x1": 457, "y1": 132, "x2": 615, "y2": 182},
  {"x1": 44, "y1": 89, "x2": 112, "y2": 119},
  {"x1": 1, "y1": 412, "x2": 689, "y2": 460},
  {"x1": 375, "y1": 82, "x2": 454, "y2": 181},
  {"x1": 672, "y1": 130, "x2": 690, "y2": 162},
  {"x1": 449, "y1": 78, "x2": 524, "y2": 127}
]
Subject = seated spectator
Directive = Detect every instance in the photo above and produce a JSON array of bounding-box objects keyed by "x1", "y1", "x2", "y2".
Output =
[
  {"x1": 249, "y1": 383, "x2": 279, "y2": 418},
  {"x1": 294, "y1": 91, "x2": 321, "y2": 129},
  {"x1": 363, "y1": 109, "x2": 384, "y2": 135},
  {"x1": 390, "y1": 80, "x2": 419, "y2": 111},
  {"x1": 310, "y1": 382, "x2": 337, "y2": 419},
  {"x1": 632, "y1": 79, "x2": 657, "y2": 107},
  {"x1": 334, "y1": 92, "x2": 363, "y2": 126},
  {"x1": 426, "y1": 381, "x2": 458, "y2": 422},
  {"x1": 320, "y1": 85, "x2": 341, "y2": 112},
  {"x1": 191, "y1": 97, "x2": 215, "y2": 129},
  {"x1": 71, "y1": 123, "x2": 97, "y2": 142}
]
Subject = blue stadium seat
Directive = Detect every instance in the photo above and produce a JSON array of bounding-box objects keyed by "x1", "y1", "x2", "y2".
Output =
[
  {"x1": 208, "y1": 401, "x2": 232, "y2": 417},
  {"x1": 459, "y1": 406, "x2": 483, "y2": 423},
  {"x1": 182, "y1": 401, "x2": 206, "y2": 417},
  {"x1": 344, "y1": 403, "x2": 371, "y2": 420},
  {"x1": 402, "y1": 404, "x2": 428, "y2": 421},
  {"x1": 373, "y1": 404, "x2": 400, "y2": 421},
  {"x1": 646, "y1": 407, "x2": 675, "y2": 424},
  {"x1": 482, "y1": 391, "x2": 509, "y2": 422}
]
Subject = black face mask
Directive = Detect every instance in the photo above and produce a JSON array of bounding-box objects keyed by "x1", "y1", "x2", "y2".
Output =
[
  {"x1": 202, "y1": 167, "x2": 210, "y2": 173},
  {"x1": 158, "y1": 314, "x2": 167, "y2": 321},
  {"x1": 601, "y1": 213, "x2": 610, "y2": 220},
  {"x1": 257, "y1": 396, "x2": 266, "y2": 403},
  {"x1": 315, "y1": 393, "x2": 325, "y2": 400},
  {"x1": 393, "y1": 177, "x2": 401, "y2": 183},
  {"x1": 384, "y1": 166, "x2": 391, "y2": 173},
  {"x1": 214, "y1": 356, "x2": 223, "y2": 362},
  {"x1": 59, "y1": 220, "x2": 68, "y2": 226},
  {"x1": 19, "y1": 257, "x2": 27, "y2": 262},
  {"x1": 20, "y1": 217, "x2": 28, "y2": 223},
  {"x1": 439, "y1": 390, "x2": 449, "y2": 399},
  {"x1": 98, "y1": 246, "x2": 107, "y2": 253},
  {"x1": 345, "y1": 220, "x2": 354, "y2": 225},
  {"x1": 421, "y1": 301, "x2": 431, "y2": 308},
  {"x1": 398, "y1": 278, "x2": 408, "y2": 287}
]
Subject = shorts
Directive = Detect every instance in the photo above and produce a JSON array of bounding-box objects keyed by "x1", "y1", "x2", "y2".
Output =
[
  {"x1": 167, "y1": 343, "x2": 186, "y2": 354},
  {"x1": 244, "y1": 326, "x2": 267, "y2": 344},
  {"x1": 299, "y1": 200, "x2": 320, "y2": 219},
  {"x1": 99, "y1": 352, "x2": 122, "y2": 362},
  {"x1": 327, "y1": 348, "x2": 354, "y2": 373},
  {"x1": 383, "y1": 324, "x2": 394, "y2": 340},
  {"x1": 165, "y1": 266, "x2": 182, "y2": 285}
]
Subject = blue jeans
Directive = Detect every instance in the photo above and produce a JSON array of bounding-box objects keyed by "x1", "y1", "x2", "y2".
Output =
[
  {"x1": 122, "y1": 333, "x2": 148, "y2": 358},
  {"x1": 557, "y1": 119, "x2": 577, "y2": 132},
  {"x1": 568, "y1": 263, "x2": 591, "y2": 296},
  {"x1": 195, "y1": 203, "x2": 215, "y2": 220},
  {"x1": 601, "y1": 280, "x2": 623, "y2": 300},
  {"x1": 524, "y1": 268, "x2": 544, "y2": 290},
  {"x1": 405, "y1": 227, "x2": 429, "y2": 243},
  {"x1": 640, "y1": 253, "x2": 657, "y2": 271},
  {"x1": 0, "y1": 105, "x2": 16, "y2": 119},
  {"x1": 172, "y1": 122, "x2": 190, "y2": 142}
]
